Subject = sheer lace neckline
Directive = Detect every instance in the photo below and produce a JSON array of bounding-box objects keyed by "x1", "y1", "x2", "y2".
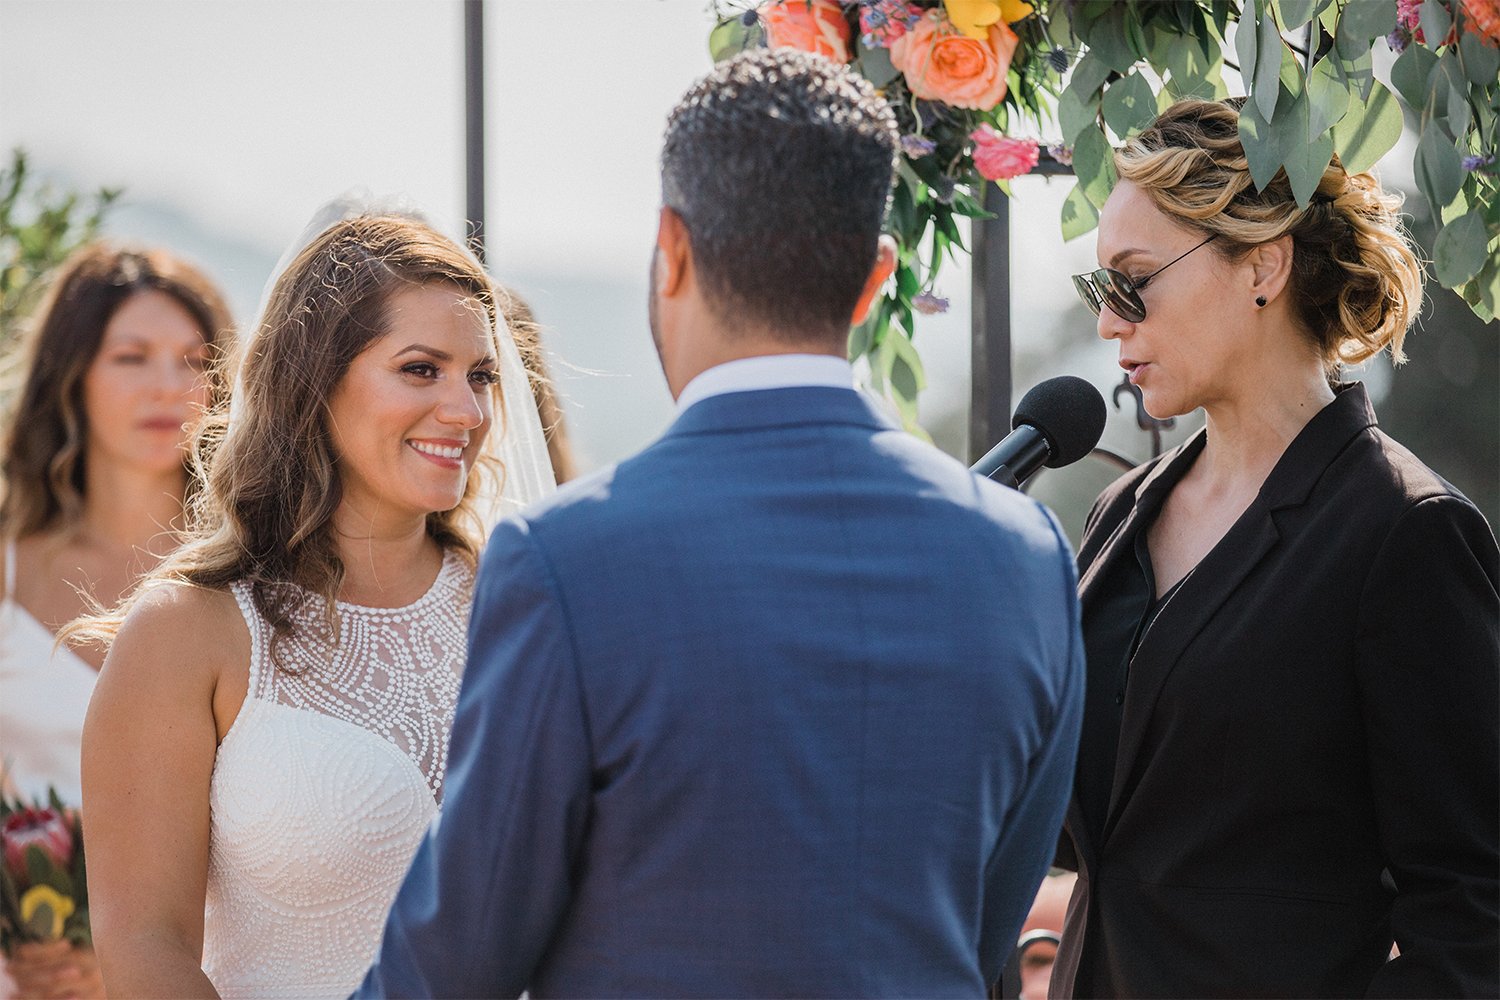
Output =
[{"x1": 332, "y1": 548, "x2": 466, "y2": 615}]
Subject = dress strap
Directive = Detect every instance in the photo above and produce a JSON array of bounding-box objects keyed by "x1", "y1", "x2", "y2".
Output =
[{"x1": 228, "y1": 581, "x2": 272, "y2": 699}]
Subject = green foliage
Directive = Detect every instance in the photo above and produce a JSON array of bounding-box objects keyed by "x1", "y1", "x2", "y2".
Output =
[{"x1": 0, "y1": 149, "x2": 120, "y2": 352}]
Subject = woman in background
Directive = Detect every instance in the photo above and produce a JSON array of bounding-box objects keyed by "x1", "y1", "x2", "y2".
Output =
[
  {"x1": 0, "y1": 244, "x2": 231, "y2": 1000},
  {"x1": 1059, "y1": 97, "x2": 1498, "y2": 997}
]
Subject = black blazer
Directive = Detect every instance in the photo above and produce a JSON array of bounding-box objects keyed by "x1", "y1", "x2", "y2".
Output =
[{"x1": 1053, "y1": 383, "x2": 1499, "y2": 998}]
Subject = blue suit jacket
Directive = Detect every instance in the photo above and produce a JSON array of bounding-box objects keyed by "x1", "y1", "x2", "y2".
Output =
[{"x1": 356, "y1": 386, "x2": 1084, "y2": 998}]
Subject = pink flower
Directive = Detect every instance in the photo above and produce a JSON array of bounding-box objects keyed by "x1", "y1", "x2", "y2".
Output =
[
  {"x1": 889, "y1": 9, "x2": 1018, "y2": 111},
  {"x1": 761, "y1": 0, "x2": 853, "y2": 64},
  {"x1": 3, "y1": 808, "x2": 75, "y2": 882},
  {"x1": 970, "y1": 127, "x2": 1039, "y2": 181}
]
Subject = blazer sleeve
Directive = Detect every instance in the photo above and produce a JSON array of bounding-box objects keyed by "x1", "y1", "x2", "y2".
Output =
[
  {"x1": 1354, "y1": 496, "x2": 1500, "y2": 999},
  {"x1": 980, "y1": 509, "x2": 1087, "y2": 985},
  {"x1": 354, "y1": 520, "x2": 592, "y2": 999}
]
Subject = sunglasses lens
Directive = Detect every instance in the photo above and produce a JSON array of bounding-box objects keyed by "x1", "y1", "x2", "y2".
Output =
[
  {"x1": 1072, "y1": 274, "x2": 1104, "y2": 316},
  {"x1": 1097, "y1": 269, "x2": 1146, "y2": 323}
]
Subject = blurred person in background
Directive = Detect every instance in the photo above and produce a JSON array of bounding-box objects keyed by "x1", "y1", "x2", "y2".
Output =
[
  {"x1": 1059, "y1": 97, "x2": 1499, "y2": 997},
  {"x1": 0, "y1": 243, "x2": 233, "y2": 1000}
]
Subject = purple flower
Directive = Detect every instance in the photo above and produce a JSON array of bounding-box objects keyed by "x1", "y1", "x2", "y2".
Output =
[
  {"x1": 1386, "y1": 28, "x2": 1409, "y2": 53},
  {"x1": 1047, "y1": 142, "x2": 1074, "y2": 167},
  {"x1": 900, "y1": 134, "x2": 937, "y2": 158},
  {"x1": 1462, "y1": 154, "x2": 1496, "y2": 171},
  {"x1": 912, "y1": 291, "x2": 950, "y2": 315}
]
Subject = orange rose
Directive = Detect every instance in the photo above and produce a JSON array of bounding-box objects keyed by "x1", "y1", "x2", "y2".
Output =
[
  {"x1": 761, "y1": 0, "x2": 853, "y2": 64},
  {"x1": 889, "y1": 9, "x2": 1018, "y2": 110}
]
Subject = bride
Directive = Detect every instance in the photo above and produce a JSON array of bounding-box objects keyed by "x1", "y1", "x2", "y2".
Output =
[{"x1": 74, "y1": 207, "x2": 554, "y2": 998}]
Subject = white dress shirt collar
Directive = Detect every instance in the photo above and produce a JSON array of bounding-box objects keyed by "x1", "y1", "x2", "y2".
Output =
[{"x1": 675, "y1": 354, "x2": 856, "y2": 414}]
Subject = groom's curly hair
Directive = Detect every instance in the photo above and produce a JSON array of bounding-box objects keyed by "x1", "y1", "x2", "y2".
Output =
[{"x1": 662, "y1": 48, "x2": 898, "y2": 343}]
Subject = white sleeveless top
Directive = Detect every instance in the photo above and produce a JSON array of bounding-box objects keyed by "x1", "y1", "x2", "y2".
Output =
[
  {"x1": 0, "y1": 540, "x2": 98, "y2": 804},
  {"x1": 203, "y1": 550, "x2": 474, "y2": 999}
]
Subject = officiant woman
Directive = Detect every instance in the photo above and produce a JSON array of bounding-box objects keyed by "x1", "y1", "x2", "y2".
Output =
[
  {"x1": 1057, "y1": 97, "x2": 1499, "y2": 998},
  {"x1": 0, "y1": 242, "x2": 233, "y2": 1000}
]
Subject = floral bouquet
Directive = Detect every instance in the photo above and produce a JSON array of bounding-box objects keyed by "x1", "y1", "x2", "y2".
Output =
[{"x1": 0, "y1": 790, "x2": 90, "y2": 956}]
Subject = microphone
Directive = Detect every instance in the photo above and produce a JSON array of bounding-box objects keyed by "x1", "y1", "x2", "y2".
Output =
[{"x1": 972, "y1": 375, "x2": 1107, "y2": 489}]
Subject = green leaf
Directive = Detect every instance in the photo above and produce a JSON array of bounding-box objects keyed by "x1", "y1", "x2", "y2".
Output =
[
  {"x1": 856, "y1": 42, "x2": 899, "y2": 89},
  {"x1": 1434, "y1": 210, "x2": 1491, "y2": 286},
  {"x1": 1058, "y1": 84, "x2": 1100, "y2": 145},
  {"x1": 1459, "y1": 30, "x2": 1500, "y2": 89},
  {"x1": 1338, "y1": 0, "x2": 1397, "y2": 44},
  {"x1": 1083, "y1": 4, "x2": 1141, "y2": 73},
  {"x1": 1061, "y1": 181, "x2": 1102, "y2": 240},
  {"x1": 1419, "y1": 0, "x2": 1452, "y2": 49},
  {"x1": 1286, "y1": 121, "x2": 1335, "y2": 205},
  {"x1": 1306, "y1": 57, "x2": 1351, "y2": 137},
  {"x1": 1278, "y1": 0, "x2": 1329, "y2": 30},
  {"x1": 1068, "y1": 50, "x2": 1113, "y2": 98},
  {"x1": 1073, "y1": 124, "x2": 1118, "y2": 209},
  {"x1": 709, "y1": 17, "x2": 757, "y2": 63},
  {"x1": 1239, "y1": 85, "x2": 1297, "y2": 190},
  {"x1": 1236, "y1": 6, "x2": 1262, "y2": 101},
  {"x1": 1415, "y1": 122, "x2": 1466, "y2": 214},
  {"x1": 1333, "y1": 80, "x2": 1403, "y2": 173},
  {"x1": 1102, "y1": 72, "x2": 1158, "y2": 139},
  {"x1": 1167, "y1": 26, "x2": 1223, "y2": 97},
  {"x1": 1252, "y1": 7, "x2": 1287, "y2": 122},
  {"x1": 1389, "y1": 43, "x2": 1439, "y2": 113}
]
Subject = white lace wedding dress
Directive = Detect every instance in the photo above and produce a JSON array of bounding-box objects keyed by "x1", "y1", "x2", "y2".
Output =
[{"x1": 202, "y1": 550, "x2": 473, "y2": 999}]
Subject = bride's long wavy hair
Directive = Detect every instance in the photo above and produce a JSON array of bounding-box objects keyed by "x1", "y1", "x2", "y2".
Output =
[{"x1": 68, "y1": 215, "x2": 517, "y2": 659}]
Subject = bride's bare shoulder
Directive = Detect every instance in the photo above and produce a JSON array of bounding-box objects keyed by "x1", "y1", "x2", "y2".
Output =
[{"x1": 107, "y1": 581, "x2": 248, "y2": 678}]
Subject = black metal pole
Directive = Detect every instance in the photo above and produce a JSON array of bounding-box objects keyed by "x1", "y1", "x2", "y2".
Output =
[
  {"x1": 969, "y1": 183, "x2": 1012, "y2": 464},
  {"x1": 464, "y1": 0, "x2": 486, "y2": 262}
]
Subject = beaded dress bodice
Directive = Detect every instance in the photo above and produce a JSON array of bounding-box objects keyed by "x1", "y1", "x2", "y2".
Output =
[{"x1": 203, "y1": 550, "x2": 473, "y2": 1000}]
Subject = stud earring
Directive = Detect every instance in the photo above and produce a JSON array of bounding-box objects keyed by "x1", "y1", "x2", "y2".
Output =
[{"x1": 1255, "y1": 295, "x2": 1267, "y2": 307}]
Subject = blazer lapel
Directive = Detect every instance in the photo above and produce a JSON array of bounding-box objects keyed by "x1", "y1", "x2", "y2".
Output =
[{"x1": 1103, "y1": 384, "x2": 1380, "y2": 835}]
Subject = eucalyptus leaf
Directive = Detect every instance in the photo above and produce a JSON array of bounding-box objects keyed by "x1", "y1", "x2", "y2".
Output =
[
  {"x1": 1084, "y1": 4, "x2": 1141, "y2": 73},
  {"x1": 1254, "y1": 9, "x2": 1286, "y2": 122},
  {"x1": 1239, "y1": 85, "x2": 1297, "y2": 190},
  {"x1": 1339, "y1": 0, "x2": 1397, "y2": 44},
  {"x1": 1419, "y1": 0, "x2": 1452, "y2": 49},
  {"x1": 1278, "y1": 0, "x2": 1329, "y2": 30},
  {"x1": 1434, "y1": 210, "x2": 1490, "y2": 286},
  {"x1": 1061, "y1": 181, "x2": 1102, "y2": 241},
  {"x1": 1415, "y1": 123, "x2": 1466, "y2": 214},
  {"x1": 1236, "y1": 7, "x2": 1261, "y2": 98},
  {"x1": 1285, "y1": 124, "x2": 1335, "y2": 205},
  {"x1": 1446, "y1": 79, "x2": 1471, "y2": 139},
  {"x1": 1389, "y1": 43, "x2": 1439, "y2": 113},
  {"x1": 1307, "y1": 56, "x2": 1351, "y2": 137},
  {"x1": 1058, "y1": 84, "x2": 1100, "y2": 145},
  {"x1": 1102, "y1": 72, "x2": 1159, "y2": 139},
  {"x1": 1278, "y1": 43, "x2": 1306, "y2": 99},
  {"x1": 856, "y1": 43, "x2": 900, "y2": 89},
  {"x1": 1459, "y1": 31, "x2": 1500, "y2": 89},
  {"x1": 1073, "y1": 124, "x2": 1118, "y2": 209},
  {"x1": 1068, "y1": 50, "x2": 1113, "y2": 98},
  {"x1": 848, "y1": 311, "x2": 882, "y2": 361},
  {"x1": 709, "y1": 17, "x2": 754, "y2": 63},
  {"x1": 1167, "y1": 26, "x2": 1221, "y2": 95},
  {"x1": 1333, "y1": 80, "x2": 1402, "y2": 173}
]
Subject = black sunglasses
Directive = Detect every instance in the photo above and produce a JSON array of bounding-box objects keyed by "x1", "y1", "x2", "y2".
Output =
[{"x1": 1072, "y1": 234, "x2": 1217, "y2": 323}]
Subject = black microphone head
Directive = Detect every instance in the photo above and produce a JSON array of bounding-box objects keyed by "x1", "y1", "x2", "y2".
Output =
[{"x1": 1012, "y1": 375, "x2": 1107, "y2": 469}]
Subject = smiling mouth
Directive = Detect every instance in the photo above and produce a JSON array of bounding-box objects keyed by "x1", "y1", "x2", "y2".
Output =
[{"x1": 407, "y1": 440, "x2": 466, "y2": 469}]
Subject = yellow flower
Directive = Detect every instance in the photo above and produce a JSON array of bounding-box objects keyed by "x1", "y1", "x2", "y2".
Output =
[
  {"x1": 19, "y1": 885, "x2": 74, "y2": 940},
  {"x1": 945, "y1": 0, "x2": 1033, "y2": 39}
]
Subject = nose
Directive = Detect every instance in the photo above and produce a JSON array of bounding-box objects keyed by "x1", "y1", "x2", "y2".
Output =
[
  {"x1": 435, "y1": 381, "x2": 487, "y2": 431},
  {"x1": 1097, "y1": 305, "x2": 1133, "y2": 342},
  {"x1": 151, "y1": 352, "x2": 205, "y2": 399}
]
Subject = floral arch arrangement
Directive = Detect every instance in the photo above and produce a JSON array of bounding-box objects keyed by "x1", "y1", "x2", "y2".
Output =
[{"x1": 709, "y1": 0, "x2": 1500, "y2": 426}]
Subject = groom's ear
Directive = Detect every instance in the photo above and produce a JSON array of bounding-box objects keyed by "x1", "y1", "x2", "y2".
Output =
[
  {"x1": 655, "y1": 207, "x2": 692, "y2": 300},
  {"x1": 850, "y1": 235, "x2": 897, "y2": 327}
]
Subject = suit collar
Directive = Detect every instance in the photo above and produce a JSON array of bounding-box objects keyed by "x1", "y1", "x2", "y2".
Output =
[
  {"x1": 1091, "y1": 382, "x2": 1379, "y2": 841},
  {"x1": 663, "y1": 385, "x2": 898, "y2": 438}
]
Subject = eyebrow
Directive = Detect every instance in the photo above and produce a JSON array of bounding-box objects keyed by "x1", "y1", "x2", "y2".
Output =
[{"x1": 1107, "y1": 248, "x2": 1151, "y2": 268}]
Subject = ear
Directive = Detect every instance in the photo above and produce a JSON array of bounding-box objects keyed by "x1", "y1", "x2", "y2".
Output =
[
  {"x1": 1247, "y1": 234, "x2": 1294, "y2": 306},
  {"x1": 655, "y1": 206, "x2": 692, "y2": 299},
  {"x1": 851, "y1": 235, "x2": 897, "y2": 327}
]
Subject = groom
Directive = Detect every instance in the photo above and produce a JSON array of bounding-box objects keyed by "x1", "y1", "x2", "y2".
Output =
[{"x1": 357, "y1": 48, "x2": 1083, "y2": 999}]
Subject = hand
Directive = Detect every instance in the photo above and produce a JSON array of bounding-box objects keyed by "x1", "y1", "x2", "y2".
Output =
[{"x1": 6, "y1": 940, "x2": 105, "y2": 1000}]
